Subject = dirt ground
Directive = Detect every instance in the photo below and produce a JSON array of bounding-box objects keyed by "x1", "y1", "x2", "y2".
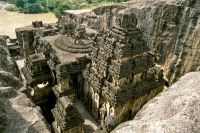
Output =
[
  {"x1": 0, "y1": 1, "x2": 57, "y2": 38},
  {"x1": 75, "y1": 101, "x2": 99, "y2": 133}
]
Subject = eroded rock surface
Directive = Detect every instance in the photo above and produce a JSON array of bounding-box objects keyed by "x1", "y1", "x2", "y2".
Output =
[
  {"x1": 128, "y1": 0, "x2": 200, "y2": 85},
  {"x1": 112, "y1": 72, "x2": 200, "y2": 133},
  {"x1": 0, "y1": 37, "x2": 50, "y2": 133}
]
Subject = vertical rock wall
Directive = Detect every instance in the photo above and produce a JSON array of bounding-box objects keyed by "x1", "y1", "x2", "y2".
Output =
[{"x1": 133, "y1": 0, "x2": 200, "y2": 84}]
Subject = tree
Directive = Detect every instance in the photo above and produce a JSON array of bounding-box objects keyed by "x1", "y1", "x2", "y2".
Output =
[
  {"x1": 27, "y1": 0, "x2": 37, "y2": 4},
  {"x1": 15, "y1": 0, "x2": 25, "y2": 8},
  {"x1": 24, "y1": 3, "x2": 47, "y2": 13}
]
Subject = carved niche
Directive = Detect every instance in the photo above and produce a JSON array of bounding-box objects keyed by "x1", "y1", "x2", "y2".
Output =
[{"x1": 115, "y1": 9, "x2": 138, "y2": 29}]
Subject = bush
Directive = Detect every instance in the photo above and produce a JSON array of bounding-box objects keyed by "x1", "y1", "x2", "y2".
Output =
[
  {"x1": 15, "y1": 0, "x2": 25, "y2": 8},
  {"x1": 5, "y1": 5, "x2": 18, "y2": 12},
  {"x1": 86, "y1": 0, "x2": 92, "y2": 4},
  {"x1": 27, "y1": 0, "x2": 37, "y2": 4},
  {"x1": 58, "y1": 1, "x2": 71, "y2": 11},
  {"x1": 53, "y1": 8, "x2": 61, "y2": 18},
  {"x1": 23, "y1": 3, "x2": 48, "y2": 14}
]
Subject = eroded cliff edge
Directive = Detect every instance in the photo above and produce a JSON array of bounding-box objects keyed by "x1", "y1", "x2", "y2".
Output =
[
  {"x1": 112, "y1": 72, "x2": 200, "y2": 133},
  {"x1": 0, "y1": 36, "x2": 50, "y2": 133}
]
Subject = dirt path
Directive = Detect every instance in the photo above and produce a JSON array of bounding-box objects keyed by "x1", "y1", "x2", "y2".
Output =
[{"x1": 75, "y1": 101, "x2": 99, "y2": 132}]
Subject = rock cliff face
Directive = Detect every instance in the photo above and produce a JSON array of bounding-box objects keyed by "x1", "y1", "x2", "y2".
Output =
[
  {"x1": 112, "y1": 72, "x2": 200, "y2": 133},
  {"x1": 129, "y1": 0, "x2": 200, "y2": 85},
  {"x1": 0, "y1": 36, "x2": 51, "y2": 133},
  {"x1": 61, "y1": 0, "x2": 200, "y2": 85}
]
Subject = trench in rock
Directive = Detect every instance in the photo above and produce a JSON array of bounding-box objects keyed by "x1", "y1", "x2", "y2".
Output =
[
  {"x1": 15, "y1": 58, "x2": 56, "y2": 130},
  {"x1": 15, "y1": 58, "x2": 98, "y2": 132},
  {"x1": 37, "y1": 90, "x2": 57, "y2": 125}
]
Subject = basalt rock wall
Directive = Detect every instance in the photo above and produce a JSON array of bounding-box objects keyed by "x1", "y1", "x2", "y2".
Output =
[{"x1": 131, "y1": 0, "x2": 200, "y2": 85}]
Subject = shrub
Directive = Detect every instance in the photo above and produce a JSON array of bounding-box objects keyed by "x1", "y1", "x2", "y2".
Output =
[
  {"x1": 27, "y1": 0, "x2": 37, "y2": 4},
  {"x1": 15, "y1": 0, "x2": 25, "y2": 8},
  {"x1": 23, "y1": 3, "x2": 48, "y2": 14},
  {"x1": 5, "y1": 5, "x2": 18, "y2": 12}
]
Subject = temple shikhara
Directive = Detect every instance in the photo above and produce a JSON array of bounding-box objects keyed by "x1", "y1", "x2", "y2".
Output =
[{"x1": 10, "y1": 8, "x2": 165, "y2": 133}]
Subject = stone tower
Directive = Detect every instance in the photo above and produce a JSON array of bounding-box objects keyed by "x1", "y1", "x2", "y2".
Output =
[
  {"x1": 52, "y1": 97, "x2": 84, "y2": 133},
  {"x1": 83, "y1": 9, "x2": 165, "y2": 123}
]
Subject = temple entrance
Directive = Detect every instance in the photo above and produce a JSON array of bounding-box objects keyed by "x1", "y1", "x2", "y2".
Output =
[{"x1": 70, "y1": 74, "x2": 85, "y2": 100}]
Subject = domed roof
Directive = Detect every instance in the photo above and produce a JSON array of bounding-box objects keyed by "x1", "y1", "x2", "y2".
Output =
[{"x1": 54, "y1": 35, "x2": 92, "y2": 53}]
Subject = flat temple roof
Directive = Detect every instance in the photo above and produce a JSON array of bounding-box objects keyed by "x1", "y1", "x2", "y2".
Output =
[
  {"x1": 28, "y1": 53, "x2": 46, "y2": 63},
  {"x1": 39, "y1": 35, "x2": 87, "y2": 64},
  {"x1": 63, "y1": 9, "x2": 92, "y2": 15},
  {"x1": 15, "y1": 25, "x2": 34, "y2": 32}
]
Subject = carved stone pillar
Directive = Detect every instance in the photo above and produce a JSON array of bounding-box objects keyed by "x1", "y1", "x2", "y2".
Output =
[
  {"x1": 59, "y1": 78, "x2": 70, "y2": 91},
  {"x1": 22, "y1": 32, "x2": 32, "y2": 58}
]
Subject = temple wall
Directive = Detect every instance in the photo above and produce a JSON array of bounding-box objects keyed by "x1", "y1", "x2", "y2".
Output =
[
  {"x1": 64, "y1": 124, "x2": 83, "y2": 133},
  {"x1": 15, "y1": 27, "x2": 35, "y2": 57},
  {"x1": 53, "y1": 120, "x2": 83, "y2": 133},
  {"x1": 83, "y1": 81, "x2": 89, "y2": 101},
  {"x1": 59, "y1": 78, "x2": 70, "y2": 90},
  {"x1": 83, "y1": 83, "x2": 164, "y2": 123},
  {"x1": 98, "y1": 85, "x2": 164, "y2": 123},
  {"x1": 82, "y1": 81, "x2": 103, "y2": 120},
  {"x1": 114, "y1": 85, "x2": 164, "y2": 123}
]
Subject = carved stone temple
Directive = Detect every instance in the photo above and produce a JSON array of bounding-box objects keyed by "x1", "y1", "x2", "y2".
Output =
[
  {"x1": 15, "y1": 8, "x2": 165, "y2": 133},
  {"x1": 83, "y1": 9, "x2": 165, "y2": 132}
]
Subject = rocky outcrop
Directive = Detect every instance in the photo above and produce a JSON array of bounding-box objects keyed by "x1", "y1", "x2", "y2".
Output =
[
  {"x1": 0, "y1": 91, "x2": 51, "y2": 133},
  {"x1": 0, "y1": 37, "x2": 51, "y2": 133},
  {"x1": 112, "y1": 72, "x2": 200, "y2": 133}
]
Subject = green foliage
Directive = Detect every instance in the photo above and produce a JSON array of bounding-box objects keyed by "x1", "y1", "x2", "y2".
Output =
[
  {"x1": 86, "y1": 0, "x2": 92, "y2": 4},
  {"x1": 27, "y1": 0, "x2": 37, "y2": 4},
  {"x1": 5, "y1": 4, "x2": 18, "y2": 12},
  {"x1": 23, "y1": 3, "x2": 48, "y2": 14},
  {"x1": 15, "y1": 0, "x2": 25, "y2": 8},
  {"x1": 11, "y1": 0, "x2": 129, "y2": 15}
]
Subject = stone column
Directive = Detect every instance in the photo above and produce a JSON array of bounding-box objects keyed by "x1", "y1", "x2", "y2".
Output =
[
  {"x1": 22, "y1": 32, "x2": 32, "y2": 58},
  {"x1": 59, "y1": 78, "x2": 70, "y2": 90}
]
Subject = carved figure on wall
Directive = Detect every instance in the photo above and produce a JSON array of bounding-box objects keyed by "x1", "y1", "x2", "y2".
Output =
[
  {"x1": 115, "y1": 9, "x2": 138, "y2": 29},
  {"x1": 32, "y1": 21, "x2": 43, "y2": 28},
  {"x1": 104, "y1": 116, "x2": 119, "y2": 132},
  {"x1": 100, "y1": 103, "x2": 107, "y2": 124},
  {"x1": 74, "y1": 25, "x2": 86, "y2": 44},
  {"x1": 64, "y1": 21, "x2": 76, "y2": 37}
]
